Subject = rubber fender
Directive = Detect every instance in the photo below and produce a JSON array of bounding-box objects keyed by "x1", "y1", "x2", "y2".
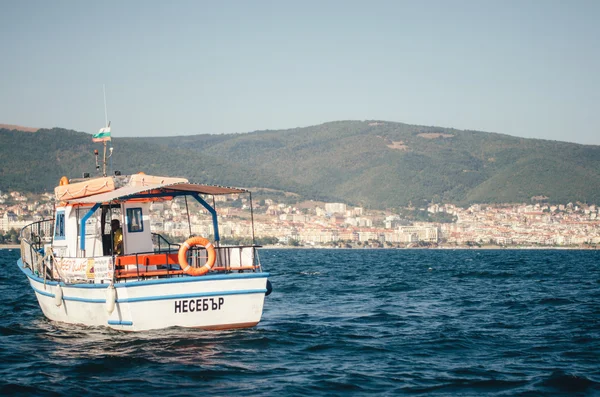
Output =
[
  {"x1": 265, "y1": 279, "x2": 273, "y2": 296},
  {"x1": 105, "y1": 283, "x2": 116, "y2": 314},
  {"x1": 54, "y1": 285, "x2": 63, "y2": 307}
]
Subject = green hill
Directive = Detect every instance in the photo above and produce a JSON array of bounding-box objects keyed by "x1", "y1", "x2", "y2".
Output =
[
  {"x1": 0, "y1": 128, "x2": 283, "y2": 196},
  {"x1": 2, "y1": 121, "x2": 600, "y2": 208}
]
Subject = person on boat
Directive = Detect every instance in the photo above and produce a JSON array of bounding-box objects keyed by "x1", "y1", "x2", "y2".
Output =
[{"x1": 111, "y1": 219, "x2": 123, "y2": 255}]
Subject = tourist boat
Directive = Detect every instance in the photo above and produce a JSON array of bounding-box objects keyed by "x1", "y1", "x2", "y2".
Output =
[{"x1": 18, "y1": 171, "x2": 271, "y2": 331}]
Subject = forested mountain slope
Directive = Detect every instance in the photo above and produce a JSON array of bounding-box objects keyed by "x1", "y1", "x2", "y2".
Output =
[
  {"x1": 2, "y1": 120, "x2": 600, "y2": 208},
  {"x1": 147, "y1": 120, "x2": 600, "y2": 207}
]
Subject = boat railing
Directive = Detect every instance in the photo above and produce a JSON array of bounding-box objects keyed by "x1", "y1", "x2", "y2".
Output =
[
  {"x1": 20, "y1": 219, "x2": 263, "y2": 282},
  {"x1": 114, "y1": 244, "x2": 262, "y2": 280},
  {"x1": 211, "y1": 244, "x2": 263, "y2": 272},
  {"x1": 19, "y1": 219, "x2": 54, "y2": 278},
  {"x1": 151, "y1": 233, "x2": 180, "y2": 253}
]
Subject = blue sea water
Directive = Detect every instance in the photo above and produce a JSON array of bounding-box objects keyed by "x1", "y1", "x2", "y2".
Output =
[{"x1": 1, "y1": 248, "x2": 599, "y2": 396}]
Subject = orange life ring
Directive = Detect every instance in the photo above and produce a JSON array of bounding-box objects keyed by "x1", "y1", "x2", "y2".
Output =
[
  {"x1": 59, "y1": 176, "x2": 69, "y2": 186},
  {"x1": 178, "y1": 236, "x2": 216, "y2": 276}
]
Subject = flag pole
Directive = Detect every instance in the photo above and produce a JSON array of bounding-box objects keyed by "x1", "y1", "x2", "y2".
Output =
[
  {"x1": 103, "y1": 142, "x2": 107, "y2": 176},
  {"x1": 103, "y1": 84, "x2": 109, "y2": 129},
  {"x1": 93, "y1": 85, "x2": 112, "y2": 176},
  {"x1": 103, "y1": 85, "x2": 109, "y2": 176}
]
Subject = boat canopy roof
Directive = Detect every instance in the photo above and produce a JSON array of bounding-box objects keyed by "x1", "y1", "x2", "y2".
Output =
[{"x1": 66, "y1": 181, "x2": 248, "y2": 205}]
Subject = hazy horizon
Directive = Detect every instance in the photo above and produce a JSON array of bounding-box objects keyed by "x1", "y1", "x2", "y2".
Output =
[{"x1": 3, "y1": 119, "x2": 600, "y2": 148}]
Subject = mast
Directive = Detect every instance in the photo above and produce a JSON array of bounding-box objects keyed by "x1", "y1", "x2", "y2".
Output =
[
  {"x1": 103, "y1": 142, "x2": 107, "y2": 177},
  {"x1": 103, "y1": 85, "x2": 109, "y2": 177},
  {"x1": 103, "y1": 84, "x2": 109, "y2": 130}
]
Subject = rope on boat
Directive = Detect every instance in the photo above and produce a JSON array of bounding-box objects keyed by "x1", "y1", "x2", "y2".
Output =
[{"x1": 56, "y1": 180, "x2": 110, "y2": 200}]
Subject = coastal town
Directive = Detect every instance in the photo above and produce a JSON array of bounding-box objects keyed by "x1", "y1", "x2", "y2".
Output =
[{"x1": 1, "y1": 189, "x2": 600, "y2": 248}]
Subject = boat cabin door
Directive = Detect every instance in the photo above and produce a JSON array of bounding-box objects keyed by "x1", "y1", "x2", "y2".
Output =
[
  {"x1": 100, "y1": 204, "x2": 121, "y2": 256},
  {"x1": 122, "y1": 202, "x2": 153, "y2": 255}
]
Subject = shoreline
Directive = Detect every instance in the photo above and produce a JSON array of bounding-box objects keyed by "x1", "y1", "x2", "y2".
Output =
[
  {"x1": 260, "y1": 245, "x2": 599, "y2": 250},
  {"x1": 2, "y1": 244, "x2": 597, "y2": 251}
]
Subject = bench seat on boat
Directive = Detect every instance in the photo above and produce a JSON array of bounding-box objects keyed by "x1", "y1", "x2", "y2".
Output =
[
  {"x1": 116, "y1": 253, "x2": 179, "y2": 267},
  {"x1": 117, "y1": 269, "x2": 185, "y2": 278},
  {"x1": 115, "y1": 253, "x2": 181, "y2": 279}
]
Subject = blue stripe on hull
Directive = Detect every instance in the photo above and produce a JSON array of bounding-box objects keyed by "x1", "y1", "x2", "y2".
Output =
[
  {"x1": 30, "y1": 283, "x2": 266, "y2": 304},
  {"x1": 108, "y1": 320, "x2": 133, "y2": 326},
  {"x1": 32, "y1": 286, "x2": 54, "y2": 298},
  {"x1": 31, "y1": 285, "x2": 106, "y2": 303},
  {"x1": 118, "y1": 288, "x2": 267, "y2": 303},
  {"x1": 112, "y1": 273, "x2": 270, "y2": 288}
]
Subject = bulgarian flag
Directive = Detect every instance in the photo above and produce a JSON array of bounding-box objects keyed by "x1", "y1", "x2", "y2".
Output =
[{"x1": 93, "y1": 126, "x2": 111, "y2": 142}]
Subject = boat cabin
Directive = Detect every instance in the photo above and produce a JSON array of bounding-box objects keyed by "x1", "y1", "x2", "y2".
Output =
[
  {"x1": 23, "y1": 173, "x2": 262, "y2": 284},
  {"x1": 52, "y1": 201, "x2": 154, "y2": 258}
]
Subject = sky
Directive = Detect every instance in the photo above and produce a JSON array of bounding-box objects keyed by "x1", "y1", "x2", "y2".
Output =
[{"x1": 1, "y1": 0, "x2": 599, "y2": 144}]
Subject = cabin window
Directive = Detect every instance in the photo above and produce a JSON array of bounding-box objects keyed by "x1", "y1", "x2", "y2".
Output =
[
  {"x1": 55, "y1": 211, "x2": 65, "y2": 240},
  {"x1": 126, "y1": 207, "x2": 144, "y2": 233}
]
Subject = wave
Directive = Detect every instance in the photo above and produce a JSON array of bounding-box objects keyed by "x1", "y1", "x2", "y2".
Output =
[
  {"x1": 2, "y1": 249, "x2": 600, "y2": 396},
  {"x1": 538, "y1": 370, "x2": 600, "y2": 393}
]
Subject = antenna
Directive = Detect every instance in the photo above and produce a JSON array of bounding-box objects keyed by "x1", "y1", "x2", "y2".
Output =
[
  {"x1": 102, "y1": 85, "x2": 110, "y2": 177},
  {"x1": 109, "y1": 146, "x2": 114, "y2": 174},
  {"x1": 94, "y1": 149, "x2": 99, "y2": 171},
  {"x1": 103, "y1": 84, "x2": 109, "y2": 128},
  {"x1": 93, "y1": 85, "x2": 114, "y2": 177}
]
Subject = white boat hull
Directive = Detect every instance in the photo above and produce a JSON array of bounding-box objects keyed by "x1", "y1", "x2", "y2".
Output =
[{"x1": 19, "y1": 259, "x2": 269, "y2": 331}]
